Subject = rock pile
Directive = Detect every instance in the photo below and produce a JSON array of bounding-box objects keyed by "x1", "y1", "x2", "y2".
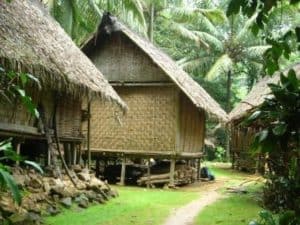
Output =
[{"x1": 0, "y1": 165, "x2": 118, "y2": 225}]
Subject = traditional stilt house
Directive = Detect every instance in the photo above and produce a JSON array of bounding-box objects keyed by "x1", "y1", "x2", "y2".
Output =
[
  {"x1": 0, "y1": 1, "x2": 125, "y2": 168},
  {"x1": 229, "y1": 63, "x2": 300, "y2": 173},
  {"x1": 82, "y1": 14, "x2": 227, "y2": 185}
]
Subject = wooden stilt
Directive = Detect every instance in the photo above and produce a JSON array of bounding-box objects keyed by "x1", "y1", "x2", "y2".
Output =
[
  {"x1": 87, "y1": 102, "x2": 91, "y2": 169},
  {"x1": 96, "y1": 157, "x2": 100, "y2": 178},
  {"x1": 147, "y1": 158, "x2": 151, "y2": 188},
  {"x1": 120, "y1": 156, "x2": 126, "y2": 186},
  {"x1": 16, "y1": 143, "x2": 21, "y2": 166},
  {"x1": 71, "y1": 143, "x2": 76, "y2": 165},
  {"x1": 77, "y1": 144, "x2": 81, "y2": 165},
  {"x1": 169, "y1": 158, "x2": 176, "y2": 187},
  {"x1": 197, "y1": 158, "x2": 201, "y2": 181},
  {"x1": 47, "y1": 143, "x2": 51, "y2": 166},
  {"x1": 64, "y1": 143, "x2": 70, "y2": 166}
]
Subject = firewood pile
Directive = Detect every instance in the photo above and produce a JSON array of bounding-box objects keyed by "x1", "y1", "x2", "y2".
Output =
[
  {"x1": 137, "y1": 164, "x2": 197, "y2": 187},
  {"x1": 0, "y1": 166, "x2": 118, "y2": 225}
]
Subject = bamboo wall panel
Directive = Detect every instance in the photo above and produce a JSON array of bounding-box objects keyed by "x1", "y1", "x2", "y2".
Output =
[
  {"x1": 56, "y1": 96, "x2": 82, "y2": 138},
  {"x1": 87, "y1": 86, "x2": 177, "y2": 153},
  {"x1": 178, "y1": 93, "x2": 205, "y2": 153},
  {"x1": 231, "y1": 125, "x2": 258, "y2": 171},
  {"x1": 0, "y1": 89, "x2": 82, "y2": 139},
  {"x1": 89, "y1": 33, "x2": 170, "y2": 83}
]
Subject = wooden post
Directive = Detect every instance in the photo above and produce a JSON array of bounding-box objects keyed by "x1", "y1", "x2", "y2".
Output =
[
  {"x1": 120, "y1": 156, "x2": 126, "y2": 186},
  {"x1": 169, "y1": 158, "x2": 176, "y2": 187},
  {"x1": 196, "y1": 158, "x2": 200, "y2": 181},
  {"x1": 47, "y1": 143, "x2": 51, "y2": 166},
  {"x1": 147, "y1": 158, "x2": 151, "y2": 188},
  {"x1": 71, "y1": 143, "x2": 76, "y2": 165},
  {"x1": 87, "y1": 102, "x2": 91, "y2": 169},
  {"x1": 77, "y1": 144, "x2": 82, "y2": 165},
  {"x1": 16, "y1": 143, "x2": 21, "y2": 166},
  {"x1": 95, "y1": 156, "x2": 100, "y2": 178}
]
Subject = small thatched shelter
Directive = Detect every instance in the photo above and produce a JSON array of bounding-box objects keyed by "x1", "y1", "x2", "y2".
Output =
[
  {"x1": 229, "y1": 63, "x2": 300, "y2": 172},
  {"x1": 0, "y1": 1, "x2": 125, "y2": 166},
  {"x1": 82, "y1": 13, "x2": 227, "y2": 185}
]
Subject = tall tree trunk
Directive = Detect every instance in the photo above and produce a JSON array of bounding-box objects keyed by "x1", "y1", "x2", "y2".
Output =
[
  {"x1": 148, "y1": 3, "x2": 155, "y2": 42},
  {"x1": 225, "y1": 70, "x2": 232, "y2": 162}
]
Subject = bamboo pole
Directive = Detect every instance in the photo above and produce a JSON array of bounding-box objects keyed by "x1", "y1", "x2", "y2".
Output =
[{"x1": 87, "y1": 102, "x2": 91, "y2": 169}]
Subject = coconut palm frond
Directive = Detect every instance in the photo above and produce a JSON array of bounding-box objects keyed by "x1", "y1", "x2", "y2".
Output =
[
  {"x1": 206, "y1": 54, "x2": 233, "y2": 81},
  {"x1": 242, "y1": 45, "x2": 271, "y2": 62},
  {"x1": 162, "y1": 7, "x2": 199, "y2": 24},
  {"x1": 196, "y1": 14, "x2": 220, "y2": 37},
  {"x1": 193, "y1": 31, "x2": 223, "y2": 51},
  {"x1": 236, "y1": 12, "x2": 258, "y2": 41},
  {"x1": 266, "y1": 3, "x2": 300, "y2": 37},
  {"x1": 122, "y1": 0, "x2": 147, "y2": 31},
  {"x1": 196, "y1": 8, "x2": 227, "y2": 24},
  {"x1": 169, "y1": 22, "x2": 199, "y2": 45},
  {"x1": 179, "y1": 56, "x2": 214, "y2": 73}
]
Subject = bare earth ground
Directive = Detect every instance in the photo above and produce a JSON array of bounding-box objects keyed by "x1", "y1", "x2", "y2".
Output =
[{"x1": 163, "y1": 180, "x2": 225, "y2": 225}]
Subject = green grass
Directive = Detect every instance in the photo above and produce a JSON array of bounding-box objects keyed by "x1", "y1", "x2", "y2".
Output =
[
  {"x1": 45, "y1": 186, "x2": 198, "y2": 225},
  {"x1": 194, "y1": 192, "x2": 262, "y2": 225}
]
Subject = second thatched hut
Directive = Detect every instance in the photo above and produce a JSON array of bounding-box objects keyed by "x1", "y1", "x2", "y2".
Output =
[
  {"x1": 229, "y1": 63, "x2": 300, "y2": 173},
  {"x1": 81, "y1": 14, "x2": 227, "y2": 186}
]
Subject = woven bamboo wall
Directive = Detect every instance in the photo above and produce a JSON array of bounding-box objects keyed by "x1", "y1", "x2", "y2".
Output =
[
  {"x1": 89, "y1": 32, "x2": 170, "y2": 83},
  {"x1": 0, "y1": 89, "x2": 39, "y2": 127},
  {"x1": 231, "y1": 125, "x2": 257, "y2": 171},
  {"x1": 0, "y1": 89, "x2": 82, "y2": 139},
  {"x1": 178, "y1": 93, "x2": 205, "y2": 153},
  {"x1": 56, "y1": 96, "x2": 82, "y2": 138},
  {"x1": 87, "y1": 86, "x2": 178, "y2": 153}
]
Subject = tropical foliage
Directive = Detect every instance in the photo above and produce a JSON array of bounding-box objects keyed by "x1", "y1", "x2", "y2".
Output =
[
  {"x1": 0, "y1": 65, "x2": 42, "y2": 204},
  {"x1": 47, "y1": 0, "x2": 147, "y2": 45},
  {"x1": 245, "y1": 71, "x2": 300, "y2": 212}
]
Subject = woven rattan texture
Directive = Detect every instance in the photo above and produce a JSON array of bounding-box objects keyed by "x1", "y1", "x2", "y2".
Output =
[{"x1": 90, "y1": 86, "x2": 177, "y2": 153}]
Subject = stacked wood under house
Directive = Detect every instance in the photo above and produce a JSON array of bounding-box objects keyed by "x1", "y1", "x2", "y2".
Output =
[
  {"x1": 229, "y1": 63, "x2": 300, "y2": 173},
  {"x1": 0, "y1": 0, "x2": 126, "y2": 206},
  {"x1": 81, "y1": 13, "x2": 228, "y2": 187}
]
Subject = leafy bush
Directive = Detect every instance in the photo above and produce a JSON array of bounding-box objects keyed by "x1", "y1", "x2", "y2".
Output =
[
  {"x1": 249, "y1": 210, "x2": 300, "y2": 225},
  {"x1": 0, "y1": 65, "x2": 42, "y2": 204},
  {"x1": 245, "y1": 70, "x2": 300, "y2": 211}
]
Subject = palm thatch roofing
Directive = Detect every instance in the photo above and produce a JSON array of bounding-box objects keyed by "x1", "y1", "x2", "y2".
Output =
[
  {"x1": 82, "y1": 13, "x2": 228, "y2": 122},
  {"x1": 0, "y1": 0, "x2": 125, "y2": 109},
  {"x1": 229, "y1": 63, "x2": 300, "y2": 122}
]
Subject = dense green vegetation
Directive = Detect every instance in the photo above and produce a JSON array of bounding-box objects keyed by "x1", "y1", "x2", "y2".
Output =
[{"x1": 46, "y1": 186, "x2": 197, "y2": 225}]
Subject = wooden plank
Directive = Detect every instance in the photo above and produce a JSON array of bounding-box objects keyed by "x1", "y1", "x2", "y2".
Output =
[
  {"x1": 111, "y1": 82, "x2": 175, "y2": 87},
  {"x1": 0, "y1": 122, "x2": 40, "y2": 135}
]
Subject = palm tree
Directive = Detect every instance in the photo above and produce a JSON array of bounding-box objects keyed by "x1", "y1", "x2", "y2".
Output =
[{"x1": 45, "y1": 0, "x2": 147, "y2": 45}]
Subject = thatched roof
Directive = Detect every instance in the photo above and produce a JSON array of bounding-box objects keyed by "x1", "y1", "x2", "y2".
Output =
[
  {"x1": 229, "y1": 63, "x2": 300, "y2": 122},
  {"x1": 82, "y1": 14, "x2": 228, "y2": 122},
  {"x1": 0, "y1": 0, "x2": 126, "y2": 109}
]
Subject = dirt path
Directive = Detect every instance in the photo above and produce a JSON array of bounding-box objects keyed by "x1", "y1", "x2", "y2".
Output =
[{"x1": 163, "y1": 181, "x2": 224, "y2": 225}]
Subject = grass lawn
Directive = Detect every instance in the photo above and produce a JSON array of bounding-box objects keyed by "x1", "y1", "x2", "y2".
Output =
[
  {"x1": 194, "y1": 162, "x2": 264, "y2": 225},
  {"x1": 194, "y1": 191, "x2": 263, "y2": 225},
  {"x1": 45, "y1": 186, "x2": 198, "y2": 225}
]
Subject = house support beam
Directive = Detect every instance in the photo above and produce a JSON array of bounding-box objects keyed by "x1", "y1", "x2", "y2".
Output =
[
  {"x1": 169, "y1": 158, "x2": 176, "y2": 187},
  {"x1": 120, "y1": 156, "x2": 126, "y2": 186}
]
